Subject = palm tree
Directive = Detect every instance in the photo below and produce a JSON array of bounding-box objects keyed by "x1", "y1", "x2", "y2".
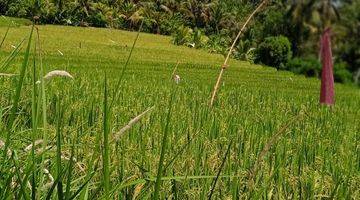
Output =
[
  {"x1": 180, "y1": 0, "x2": 211, "y2": 28},
  {"x1": 285, "y1": 0, "x2": 340, "y2": 55},
  {"x1": 288, "y1": 0, "x2": 340, "y2": 34}
]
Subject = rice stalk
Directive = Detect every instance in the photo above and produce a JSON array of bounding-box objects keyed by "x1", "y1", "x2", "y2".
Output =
[
  {"x1": 36, "y1": 26, "x2": 49, "y2": 198},
  {"x1": 247, "y1": 111, "x2": 306, "y2": 190},
  {"x1": 153, "y1": 90, "x2": 176, "y2": 199},
  {"x1": 0, "y1": 37, "x2": 25, "y2": 71},
  {"x1": 208, "y1": 139, "x2": 233, "y2": 199},
  {"x1": 102, "y1": 74, "x2": 110, "y2": 198},
  {"x1": 112, "y1": 20, "x2": 144, "y2": 105},
  {"x1": 0, "y1": 25, "x2": 10, "y2": 49}
]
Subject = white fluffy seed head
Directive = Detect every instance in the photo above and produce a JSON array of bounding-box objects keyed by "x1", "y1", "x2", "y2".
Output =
[{"x1": 44, "y1": 70, "x2": 74, "y2": 80}]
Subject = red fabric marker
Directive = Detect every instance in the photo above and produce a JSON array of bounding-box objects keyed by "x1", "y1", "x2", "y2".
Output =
[{"x1": 320, "y1": 28, "x2": 335, "y2": 105}]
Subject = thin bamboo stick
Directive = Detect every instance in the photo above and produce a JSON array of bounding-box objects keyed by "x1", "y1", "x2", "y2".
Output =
[{"x1": 210, "y1": 0, "x2": 268, "y2": 106}]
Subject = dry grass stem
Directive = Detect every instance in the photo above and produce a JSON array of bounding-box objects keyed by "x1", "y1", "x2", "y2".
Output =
[
  {"x1": 113, "y1": 106, "x2": 155, "y2": 141},
  {"x1": 247, "y1": 111, "x2": 305, "y2": 189},
  {"x1": 210, "y1": 0, "x2": 268, "y2": 106}
]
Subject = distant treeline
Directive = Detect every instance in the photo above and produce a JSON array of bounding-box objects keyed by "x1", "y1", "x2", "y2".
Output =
[{"x1": 0, "y1": 0, "x2": 359, "y2": 85}]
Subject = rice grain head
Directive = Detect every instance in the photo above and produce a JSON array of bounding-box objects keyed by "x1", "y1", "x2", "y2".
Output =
[
  {"x1": 0, "y1": 139, "x2": 4, "y2": 149},
  {"x1": 24, "y1": 139, "x2": 43, "y2": 152}
]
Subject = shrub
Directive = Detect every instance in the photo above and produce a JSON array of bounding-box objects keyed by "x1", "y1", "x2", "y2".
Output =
[
  {"x1": 160, "y1": 13, "x2": 184, "y2": 35},
  {"x1": 172, "y1": 25, "x2": 193, "y2": 46},
  {"x1": 192, "y1": 28, "x2": 208, "y2": 48},
  {"x1": 234, "y1": 39, "x2": 254, "y2": 60},
  {"x1": 254, "y1": 36, "x2": 292, "y2": 70},
  {"x1": 334, "y1": 62, "x2": 353, "y2": 83},
  {"x1": 89, "y1": 12, "x2": 107, "y2": 27},
  {"x1": 205, "y1": 30, "x2": 231, "y2": 56},
  {"x1": 287, "y1": 58, "x2": 353, "y2": 83},
  {"x1": 245, "y1": 48, "x2": 256, "y2": 64},
  {"x1": 287, "y1": 57, "x2": 321, "y2": 77}
]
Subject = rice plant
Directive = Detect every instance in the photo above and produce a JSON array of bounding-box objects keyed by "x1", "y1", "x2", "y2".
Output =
[{"x1": 0, "y1": 19, "x2": 359, "y2": 200}]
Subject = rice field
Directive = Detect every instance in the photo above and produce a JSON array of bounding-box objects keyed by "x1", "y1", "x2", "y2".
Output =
[{"x1": 0, "y1": 19, "x2": 359, "y2": 199}]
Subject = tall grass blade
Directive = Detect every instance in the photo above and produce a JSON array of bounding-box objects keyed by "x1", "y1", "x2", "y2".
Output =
[
  {"x1": 112, "y1": 20, "x2": 144, "y2": 105},
  {"x1": 65, "y1": 128, "x2": 79, "y2": 200},
  {"x1": 31, "y1": 43, "x2": 38, "y2": 200},
  {"x1": 0, "y1": 38, "x2": 25, "y2": 71},
  {"x1": 102, "y1": 74, "x2": 110, "y2": 198},
  {"x1": 248, "y1": 111, "x2": 305, "y2": 189},
  {"x1": 68, "y1": 171, "x2": 96, "y2": 200},
  {"x1": 208, "y1": 140, "x2": 233, "y2": 199},
  {"x1": 45, "y1": 168, "x2": 67, "y2": 200},
  {"x1": 2, "y1": 25, "x2": 34, "y2": 160},
  {"x1": 55, "y1": 96, "x2": 64, "y2": 200},
  {"x1": 0, "y1": 26, "x2": 10, "y2": 49},
  {"x1": 36, "y1": 26, "x2": 49, "y2": 198},
  {"x1": 12, "y1": 154, "x2": 30, "y2": 200},
  {"x1": 153, "y1": 89, "x2": 176, "y2": 199}
]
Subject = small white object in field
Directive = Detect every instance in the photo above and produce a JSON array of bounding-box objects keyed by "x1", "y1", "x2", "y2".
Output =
[
  {"x1": 44, "y1": 70, "x2": 74, "y2": 80},
  {"x1": 189, "y1": 43, "x2": 195, "y2": 48},
  {"x1": 174, "y1": 74, "x2": 180, "y2": 84},
  {"x1": 66, "y1": 19, "x2": 72, "y2": 25},
  {"x1": 57, "y1": 50, "x2": 64, "y2": 56},
  {"x1": 11, "y1": 45, "x2": 16, "y2": 49}
]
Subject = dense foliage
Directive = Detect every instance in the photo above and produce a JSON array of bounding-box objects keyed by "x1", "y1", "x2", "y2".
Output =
[
  {"x1": 254, "y1": 36, "x2": 292, "y2": 70},
  {"x1": 0, "y1": 0, "x2": 359, "y2": 85}
]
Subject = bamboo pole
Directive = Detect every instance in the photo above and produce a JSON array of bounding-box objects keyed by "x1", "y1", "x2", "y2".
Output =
[{"x1": 210, "y1": 0, "x2": 268, "y2": 107}]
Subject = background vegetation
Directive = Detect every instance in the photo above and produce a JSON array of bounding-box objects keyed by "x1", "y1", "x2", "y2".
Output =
[{"x1": 0, "y1": 0, "x2": 359, "y2": 85}]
